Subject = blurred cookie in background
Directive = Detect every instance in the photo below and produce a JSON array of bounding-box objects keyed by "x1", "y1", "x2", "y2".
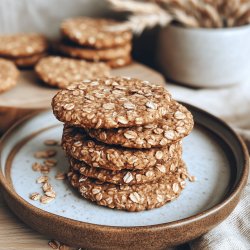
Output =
[
  {"x1": 56, "y1": 17, "x2": 133, "y2": 68},
  {"x1": 0, "y1": 58, "x2": 19, "y2": 93},
  {"x1": 0, "y1": 33, "x2": 48, "y2": 68},
  {"x1": 35, "y1": 56, "x2": 111, "y2": 89}
]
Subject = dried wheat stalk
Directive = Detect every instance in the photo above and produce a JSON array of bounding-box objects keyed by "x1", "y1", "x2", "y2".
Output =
[
  {"x1": 171, "y1": 8, "x2": 200, "y2": 27},
  {"x1": 108, "y1": 0, "x2": 250, "y2": 32},
  {"x1": 236, "y1": 8, "x2": 250, "y2": 26},
  {"x1": 154, "y1": 0, "x2": 250, "y2": 27},
  {"x1": 189, "y1": 0, "x2": 223, "y2": 27},
  {"x1": 109, "y1": 0, "x2": 162, "y2": 13},
  {"x1": 107, "y1": 0, "x2": 172, "y2": 33}
]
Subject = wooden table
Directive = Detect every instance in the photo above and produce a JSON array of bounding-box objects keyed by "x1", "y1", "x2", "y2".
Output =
[{"x1": 0, "y1": 193, "x2": 51, "y2": 250}]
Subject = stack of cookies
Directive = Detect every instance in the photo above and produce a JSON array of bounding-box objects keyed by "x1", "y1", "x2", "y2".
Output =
[
  {"x1": 52, "y1": 77, "x2": 194, "y2": 212},
  {"x1": 0, "y1": 33, "x2": 48, "y2": 68},
  {"x1": 57, "y1": 17, "x2": 133, "y2": 68}
]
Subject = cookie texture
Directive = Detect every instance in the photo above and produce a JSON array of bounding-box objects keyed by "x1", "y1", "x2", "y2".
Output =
[
  {"x1": 61, "y1": 17, "x2": 132, "y2": 48},
  {"x1": 35, "y1": 56, "x2": 111, "y2": 89},
  {"x1": 8, "y1": 52, "x2": 46, "y2": 67},
  {"x1": 62, "y1": 126, "x2": 182, "y2": 171},
  {"x1": 57, "y1": 41, "x2": 132, "y2": 61},
  {"x1": 68, "y1": 161, "x2": 187, "y2": 212},
  {"x1": 0, "y1": 59, "x2": 19, "y2": 93},
  {"x1": 106, "y1": 55, "x2": 132, "y2": 68},
  {"x1": 52, "y1": 77, "x2": 172, "y2": 129},
  {"x1": 88, "y1": 101, "x2": 194, "y2": 148},
  {"x1": 0, "y1": 33, "x2": 48, "y2": 57},
  {"x1": 69, "y1": 155, "x2": 181, "y2": 185}
]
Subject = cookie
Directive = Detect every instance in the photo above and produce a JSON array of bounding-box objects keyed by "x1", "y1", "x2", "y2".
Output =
[
  {"x1": 68, "y1": 161, "x2": 187, "y2": 212},
  {"x1": 69, "y1": 155, "x2": 181, "y2": 185},
  {"x1": 0, "y1": 33, "x2": 48, "y2": 57},
  {"x1": 62, "y1": 125, "x2": 182, "y2": 171},
  {"x1": 57, "y1": 41, "x2": 132, "y2": 61},
  {"x1": 87, "y1": 101, "x2": 194, "y2": 148},
  {"x1": 35, "y1": 56, "x2": 111, "y2": 89},
  {"x1": 106, "y1": 55, "x2": 132, "y2": 68},
  {"x1": 0, "y1": 59, "x2": 19, "y2": 93},
  {"x1": 7, "y1": 52, "x2": 46, "y2": 68},
  {"x1": 61, "y1": 17, "x2": 132, "y2": 49},
  {"x1": 52, "y1": 77, "x2": 172, "y2": 129}
]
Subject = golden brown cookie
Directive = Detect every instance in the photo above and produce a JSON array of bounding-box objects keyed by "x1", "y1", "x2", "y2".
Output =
[
  {"x1": 57, "y1": 41, "x2": 132, "y2": 61},
  {"x1": 68, "y1": 161, "x2": 187, "y2": 212},
  {"x1": 52, "y1": 77, "x2": 172, "y2": 129},
  {"x1": 106, "y1": 55, "x2": 132, "y2": 68},
  {"x1": 69, "y1": 155, "x2": 181, "y2": 185},
  {"x1": 87, "y1": 101, "x2": 194, "y2": 148},
  {"x1": 0, "y1": 59, "x2": 19, "y2": 93},
  {"x1": 7, "y1": 52, "x2": 46, "y2": 68},
  {"x1": 62, "y1": 125, "x2": 182, "y2": 171},
  {"x1": 61, "y1": 17, "x2": 132, "y2": 49},
  {"x1": 35, "y1": 56, "x2": 111, "y2": 89},
  {"x1": 0, "y1": 33, "x2": 48, "y2": 57}
]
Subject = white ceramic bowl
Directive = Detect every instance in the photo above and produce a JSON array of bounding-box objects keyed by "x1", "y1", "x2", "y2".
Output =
[{"x1": 156, "y1": 24, "x2": 250, "y2": 88}]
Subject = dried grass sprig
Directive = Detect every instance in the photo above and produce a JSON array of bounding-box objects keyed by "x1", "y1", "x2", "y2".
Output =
[
  {"x1": 107, "y1": 0, "x2": 172, "y2": 33},
  {"x1": 236, "y1": 9, "x2": 250, "y2": 26},
  {"x1": 189, "y1": 0, "x2": 223, "y2": 27},
  {"x1": 171, "y1": 8, "x2": 200, "y2": 27},
  {"x1": 108, "y1": 0, "x2": 250, "y2": 32},
  {"x1": 108, "y1": 0, "x2": 163, "y2": 14}
]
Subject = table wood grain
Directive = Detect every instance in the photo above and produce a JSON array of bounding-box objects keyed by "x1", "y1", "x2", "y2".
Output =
[{"x1": 0, "y1": 193, "x2": 51, "y2": 250}]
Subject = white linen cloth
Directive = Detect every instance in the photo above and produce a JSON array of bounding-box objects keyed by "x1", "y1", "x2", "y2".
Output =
[
  {"x1": 0, "y1": 0, "x2": 249, "y2": 249},
  {"x1": 167, "y1": 81, "x2": 250, "y2": 148},
  {"x1": 167, "y1": 82, "x2": 250, "y2": 250}
]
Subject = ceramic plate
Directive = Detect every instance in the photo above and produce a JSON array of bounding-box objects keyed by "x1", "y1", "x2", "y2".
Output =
[{"x1": 0, "y1": 104, "x2": 248, "y2": 249}]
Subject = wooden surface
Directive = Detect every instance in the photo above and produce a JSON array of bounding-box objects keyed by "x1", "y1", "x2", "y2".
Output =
[
  {"x1": 0, "y1": 193, "x2": 51, "y2": 250},
  {"x1": 0, "y1": 62, "x2": 165, "y2": 134}
]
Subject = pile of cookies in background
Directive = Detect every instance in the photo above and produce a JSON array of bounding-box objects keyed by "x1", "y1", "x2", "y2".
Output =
[
  {"x1": 0, "y1": 17, "x2": 133, "y2": 92},
  {"x1": 35, "y1": 56, "x2": 111, "y2": 89},
  {"x1": 52, "y1": 76, "x2": 194, "y2": 212},
  {"x1": 0, "y1": 33, "x2": 48, "y2": 68},
  {"x1": 0, "y1": 34, "x2": 48, "y2": 93},
  {"x1": 0, "y1": 58, "x2": 19, "y2": 93},
  {"x1": 57, "y1": 17, "x2": 133, "y2": 68}
]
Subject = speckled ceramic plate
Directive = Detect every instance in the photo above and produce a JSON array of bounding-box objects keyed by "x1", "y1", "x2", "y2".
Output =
[{"x1": 0, "y1": 104, "x2": 248, "y2": 250}]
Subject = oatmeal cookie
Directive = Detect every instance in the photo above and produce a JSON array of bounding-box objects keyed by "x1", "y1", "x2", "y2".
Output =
[
  {"x1": 35, "y1": 56, "x2": 111, "y2": 89},
  {"x1": 87, "y1": 101, "x2": 193, "y2": 148},
  {"x1": 0, "y1": 59, "x2": 19, "y2": 93},
  {"x1": 0, "y1": 33, "x2": 48, "y2": 57},
  {"x1": 8, "y1": 52, "x2": 46, "y2": 67},
  {"x1": 106, "y1": 55, "x2": 132, "y2": 68},
  {"x1": 68, "y1": 161, "x2": 187, "y2": 212},
  {"x1": 69, "y1": 155, "x2": 181, "y2": 185},
  {"x1": 57, "y1": 41, "x2": 132, "y2": 61},
  {"x1": 62, "y1": 125, "x2": 182, "y2": 171},
  {"x1": 52, "y1": 77, "x2": 172, "y2": 129},
  {"x1": 61, "y1": 17, "x2": 132, "y2": 48}
]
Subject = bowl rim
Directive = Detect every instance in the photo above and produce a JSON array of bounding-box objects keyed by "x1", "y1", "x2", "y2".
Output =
[
  {"x1": 169, "y1": 22, "x2": 250, "y2": 33},
  {"x1": 0, "y1": 103, "x2": 249, "y2": 233}
]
